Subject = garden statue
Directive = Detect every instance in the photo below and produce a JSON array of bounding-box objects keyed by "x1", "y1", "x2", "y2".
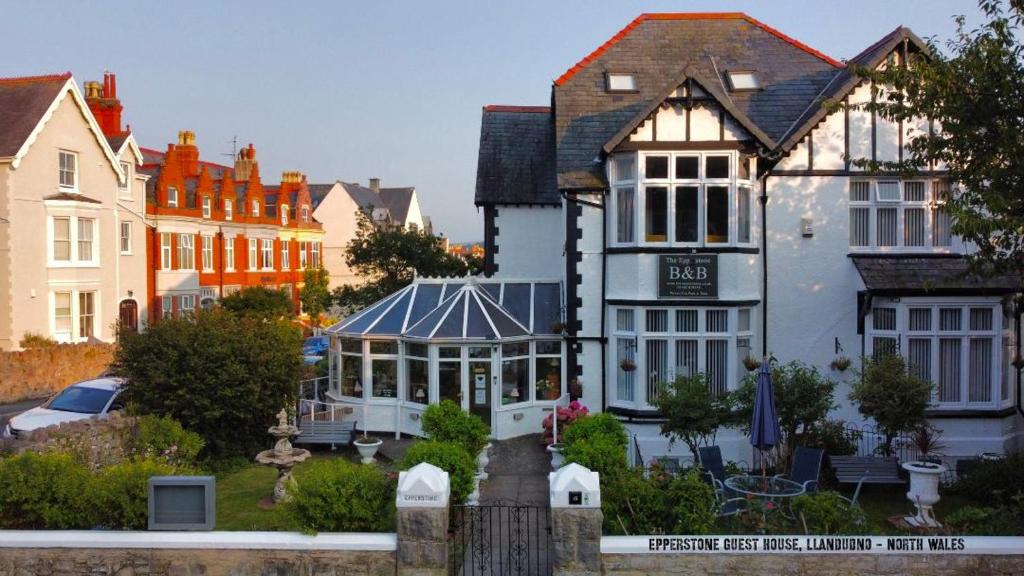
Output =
[{"x1": 255, "y1": 408, "x2": 311, "y2": 504}]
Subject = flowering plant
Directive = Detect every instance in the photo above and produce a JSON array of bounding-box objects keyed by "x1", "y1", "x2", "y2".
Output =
[{"x1": 541, "y1": 401, "x2": 589, "y2": 444}]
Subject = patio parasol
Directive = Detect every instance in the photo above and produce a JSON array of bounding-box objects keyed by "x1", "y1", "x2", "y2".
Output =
[{"x1": 750, "y1": 361, "x2": 782, "y2": 478}]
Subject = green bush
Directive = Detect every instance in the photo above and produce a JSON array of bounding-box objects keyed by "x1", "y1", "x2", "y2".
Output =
[
  {"x1": 601, "y1": 467, "x2": 667, "y2": 535},
  {"x1": 791, "y1": 491, "x2": 867, "y2": 535},
  {"x1": 93, "y1": 458, "x2": 177, "y2": 530},
  {"x1": 219, "y1": 286, "x2": 294, "y2": 319},
  {"x1": 801, "y1": 420, "x2": 860, "y2": 457},
  {"x1": 287, "y1": 458, "x2": 395, "y2": 533},
  {"x1": 651, "y1": 373, "x2": 735, "y2": 461},
  {"x1": 562, "y1": 413, "x2": 627, "y2": 450},
  {"x1": 421, "y1": 400, "x2": 490, "y2": 457},
  {"x1": 849, "y1": 354, "x2": 932, "y2": 456},
  {"x1": 946, "y1": 495, "x2": 1024, "y2": 536},
  {"x1": 951, "y1": 452, "x2": 1024, "y2": 505},
  {"x1": 132, "y1": 415, "x2": 205, "y2": 466},
  {"x1": 0, "y1": 452, "x2": 96, "y2": 529},
  {"x1": 114, "y1": 309, "x2": 302, "y2": 459},
  {"x1": 563, "y1": 434, "x2": 628, "y2": 480},
  {"x1": 401, "y1": 441, "x2": 476, "y2": 504},
  {"x1": 665, "y1": 470, "x2": 718, "y2": 534}
]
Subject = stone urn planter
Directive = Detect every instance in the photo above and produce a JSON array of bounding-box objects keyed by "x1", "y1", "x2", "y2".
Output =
[
  {"x1": 466, "y1": 473, "x2": 483, "y2": 505},
  {"x1": 477, "y1": 443, "x2": 492, "y2": 480},
  {"x1": 547, "y1": 443, "x2": 565, "y2": 470},
  {"x1": 354, "y1": 436, "x2": 383, "y2": 464},
  {"x1": 902, "y1": 460, "x2": 947, "y2": 528}
]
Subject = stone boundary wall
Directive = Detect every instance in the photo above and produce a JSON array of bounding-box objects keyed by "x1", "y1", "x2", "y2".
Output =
[
  {"x1": 0, "y1": 532, "x2": 397, "y2": 576},
  {"x1": 0, "y1": 343, "x2": 113, "y2": 404},
  {"x1": 3, "y1": 412, "x2": 135, "y2": 470}
]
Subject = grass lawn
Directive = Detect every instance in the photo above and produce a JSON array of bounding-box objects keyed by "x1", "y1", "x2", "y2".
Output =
[{"x1": 215, "y1": 448, "x2": 359, "y2": 531}]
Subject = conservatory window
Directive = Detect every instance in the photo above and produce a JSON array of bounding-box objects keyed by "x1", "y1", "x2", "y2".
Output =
[
  {"x1": 370, "y1": 341, "x2": 398, "y2": 398},
  {"x1": 534, "y1": 340, "x2": 562, "y2": 402},
  {"x1": 501, "y1": 342, "x2": 529, "y2": 405},
  {"x1": 405, "y1": 342, "x2": 429, "y2": 405},
  {"x1": 339, "y1": 338, "x2": 363, "y2": 397},
  {"x1": 438, "y1": 346, "x2": 462, "y2": 405}
]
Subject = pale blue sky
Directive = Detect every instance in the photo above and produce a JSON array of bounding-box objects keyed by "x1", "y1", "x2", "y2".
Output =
[{"x1": 2, "y1": 1, "x2": 984, "y2": 241}]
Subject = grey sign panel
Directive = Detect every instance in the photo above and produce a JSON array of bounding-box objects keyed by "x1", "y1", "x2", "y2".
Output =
[
  {"x1": 658, "y1": 254, "x2": 718, "y2": 298},
  {"x1": 148, "y1": 476, "x2": 216, "y2": 531}
]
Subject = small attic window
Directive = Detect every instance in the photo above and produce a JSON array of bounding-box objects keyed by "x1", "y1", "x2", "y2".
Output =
[
  {"x1": 726, "y1": 71, "x2": 759, "y2": 91},
  {"x1": 606, "y1": 73, "x2": 637, "y2": 92}
]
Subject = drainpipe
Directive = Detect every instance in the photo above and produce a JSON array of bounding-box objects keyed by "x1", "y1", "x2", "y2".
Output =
[
  {"x1": 1015, "y1": 294, "x2": 1023, "y2": 419},
  {"x1": 759, "y1": 174, "x2": 769, "y2": 356}
]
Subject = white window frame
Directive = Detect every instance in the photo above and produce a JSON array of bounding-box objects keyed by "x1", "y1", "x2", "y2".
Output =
[
  {"x1": 299, "y1": 241, "x2": 308, "y2": 268},
  {"x1": 161, "y1": 295, "x2": 173, "y2": 319},
  {"x1": 311, "y1": 241, "x2": 320, "y2": 267},
  {"x1": 251, "y1": 199, "x2": 260, "y2": 217},
  {"x1": 48, "y1": 215, "x2": 99, "y2": 267},
  {"x1": 281, "y1": 240, "x2": 290, "y2": 270},
  {"x1": 177, "y1": 233, "x2": 195, "y2": 270},
  {"x1": 78, "y1": 291, "x2": 96, "y2": 339},
  {"x1": 119, "y1": 161, "x2": 132, "y2": 197},
  {"x1": 224, "y1": 237, "x2": 235, "y2": 271},
  {"x1": 202, "y1": 196, "x2": 211, "y2": 218},
  {"x1": 865, "y1": 298, "x2": 1006, "y2": 409},
  {"x1": 261, "y1": 238, "x2": 274, "y2": 270},
  {"x1": 179, "y1": 294, "x2": 195, "y2": 316},
  {"x1": 52, "y1": 291, "x2": 73, "y2": 342},
  {"x1": 119, "y1": 221, "x2": 132, "y2": 255},
  {"x1": 58, "y1": 150, "x2": 77, "y2": 190},
  {"x1": 224, "y1": 199, "x2": 233, "y2": 221},
  {"x1": 160, "y1": 232, "x2": 172, "y2": 269},
  {"x1": 201, "y1": 235, "x2": 213, "y2": 271},
  {"x1": 301, "y1": 205, "x2": 310, "y2": 223},
  {"x1": 248, "y1": 238, "x2": 258, "y2": 271},
  {"x1": 609, "y1": 151, "x2": 755, "y2": 249},
  {"x1": 167, "y1": 186, "x2": 179, "y2": 208},
  {"x1": 51, "y1": 216, "x2": 71, "y2": 263},
  {"x1": 281, "y1": 204, "x2": 289, "y2": 226},
  {"x1": 608, "y1": 306, "x2": 746, "y2": 410},
  {"x1": 50, "y1": 288, "x2": 100, "y2": 343},
  {"x1": 849, "y1": 180, "x2": 952, "y2": 252}
]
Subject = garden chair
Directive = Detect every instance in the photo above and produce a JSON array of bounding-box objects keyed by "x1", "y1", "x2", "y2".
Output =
[
  {"x1": 774, "y1": 446, "x2": 824, "y2": 493},
  {"x1": 698, "y1": 446, "x2": 728, "y2": 493}
]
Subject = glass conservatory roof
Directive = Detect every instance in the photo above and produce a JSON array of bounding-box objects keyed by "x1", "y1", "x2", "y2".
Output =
[{"x1": 326, "y1": 277, "x2": 562, "y2": 340}]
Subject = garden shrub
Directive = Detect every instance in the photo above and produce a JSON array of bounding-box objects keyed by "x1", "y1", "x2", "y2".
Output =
[
  {"x1": 541, "y1": 401, "x2": 588, "y2": 444},
  {"x1": 665, "y1": 470, "x2": 717, "y2": 534},
  {"x1": 114, "y1": 309, "x2": 302, "y2": 459},
  {"x1": 791, "y1": 490, "x2": 867, "y2": 535},
  {"x1": 950, "y1": 452, "x2": 1024, "y2": 505},
  {"x1": 421, "y1": 400, "x2": 490, "y2": 457},
  {"x1": 801, "y1": 419, "x2": 860, "y2": 457},
  {"x1": 287, "y1": 458, "x2": 395, "y2": 533},
  {"x1": 131, "y1": 415, "x2": 205, "y2": 466},
  {"x1": 601, "y1": 467, "x2": 667, "y2": 535},
  {"x1": 562, "y1": 413, "x2": 627, "y2": 450},
  {"x1": 849, "y1": 354, "x2": 932, "y2": 456},
  {"x1": 651, "y1": 373, "x2": 735, "y2": 461},
  {"x1": 563, "y1": 433, "x2": 628, "y2": 479},
  {"x1": 945, "y1": 494, "x2": 1024, "y2": 536},
  {"x1": 401, "y1": 440, "x2": 476, "y2": 504},
  {"x1": 93, "y1": 458, "x2": 177, "y2": 530},
  {"x1": 219, "y1": 286, "x2": 294, "y2": 319},
  {"x1": 0, "y1": 452, "x2": 96, "y2": 529}
]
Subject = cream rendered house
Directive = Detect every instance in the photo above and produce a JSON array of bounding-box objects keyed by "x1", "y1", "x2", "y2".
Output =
[{"x1": 0, "y1": 73, "x2": 148, "y2": 349}]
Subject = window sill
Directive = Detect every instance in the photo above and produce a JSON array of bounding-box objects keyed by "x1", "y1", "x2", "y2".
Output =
[
  {"x1": 925, "y1": 407, "x2": 1016, "y2": 418},
  {"x1": 49, "y1": 262, "x2": 100, "y2": 269},
  {"x1": 607, "y1": 245, "x2": 759, "y2": 255}
]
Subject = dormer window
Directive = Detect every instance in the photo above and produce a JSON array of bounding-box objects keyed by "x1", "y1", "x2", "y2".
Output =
[
  {"x1": 167, "y1": 187, "x2": 178, "y2": 208},
  {"x1": 252, "y1": 199, "x2": 260, "y2": 217},
  {"x1": 726, "y1": 71, "x2": 759, "y2": 91},
  {"x1": 606, "y1": 72, "x2": 637, "y2": 92},
  {"x1": 301, "y1": 206, "x2": 309, "y2": 223}
]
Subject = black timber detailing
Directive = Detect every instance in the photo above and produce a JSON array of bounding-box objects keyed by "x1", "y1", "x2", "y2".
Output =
[{"x1": 483, "y1": 205, "x2": 498, "y2": 276}]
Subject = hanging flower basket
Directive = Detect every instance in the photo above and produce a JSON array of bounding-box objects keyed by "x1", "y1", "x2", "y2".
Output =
[
  {"x1": 830, "y1": 356, "x2": 852, "y2": 372},
  {"x1": 619, "y1": 358, "x2": 636, "y2": 372},
  {"x1": 742, "y1": 356, "x2": 761, "y2": 372}
]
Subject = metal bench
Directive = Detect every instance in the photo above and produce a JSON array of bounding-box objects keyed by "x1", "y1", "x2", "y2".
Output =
[
  {"x1": 295, "y1": 419, "x2": 357, "y2": 449},
  {"x1": 828, "y1": 455, "x2": 905, "y2": 504}
]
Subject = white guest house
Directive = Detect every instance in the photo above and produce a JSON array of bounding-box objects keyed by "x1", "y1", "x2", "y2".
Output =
[{"x1": 326, "y1": 13, "x2": 1022, "y2": 461}]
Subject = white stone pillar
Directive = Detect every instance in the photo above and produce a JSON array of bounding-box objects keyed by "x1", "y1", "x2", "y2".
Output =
[
  {"x1": 549, "y1": 463, "x2": 602, "y2": 575},
  {"x1": 396, "y1": 462, "x2": 450, "y2": 576}
]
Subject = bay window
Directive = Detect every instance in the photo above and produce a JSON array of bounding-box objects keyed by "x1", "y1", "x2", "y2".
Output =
[
  {"x1": 177, "y1": 234, "x2": 194, "y2": 270},
  {"x1": 849, "y1": 180, "x2": 953, "y2": 249},
  {"x1": 611, "y1": 306, "x2": 751, "y2": 409},
  {"x1": 611, "y1": 151, "x2": 753, "y2": 248},
  {"x1": 52, "y1": 217, "x2": 70, "y2": 262},
  {"x1": 867, "y1": 300, "x2": 1006, "y2": 408},
  {"x1": 201, "y1": 235, "x2": 213, "y2": 271},
  {"x1": 161, "y1": 233, "x2": 172, "y2": 269},
  {"x1": 50, "y1": 216, "x2": 97, "y2": 265}
]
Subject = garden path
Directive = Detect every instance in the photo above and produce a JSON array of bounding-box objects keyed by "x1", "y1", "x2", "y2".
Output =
[{"x1": 479, "y1": 434, "x2": 550, "y2": 505}]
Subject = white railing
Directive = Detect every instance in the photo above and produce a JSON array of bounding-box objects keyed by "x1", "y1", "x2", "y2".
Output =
[{"x1": 297, "y1": 398, "x2": 354, "y2": 427}]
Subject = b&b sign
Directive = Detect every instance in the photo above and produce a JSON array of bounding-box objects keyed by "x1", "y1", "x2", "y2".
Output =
[{"x1": 658, "y1": 255, "x2": 718, "y2": 298}]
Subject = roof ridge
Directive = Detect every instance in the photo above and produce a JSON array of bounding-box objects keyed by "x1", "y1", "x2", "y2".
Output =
[
  {"x1": 849, "y1": 25, "x2": 905, "y2": 64},
  {"x1": 483, "y1": 105, "x2": 551, "y2": 113},
  {"x1": 0, "y1": 71, "x2": 72, "y2": 84},
  {"x1": 553, "y1": 13, "x2": 840, "y2": 86}
]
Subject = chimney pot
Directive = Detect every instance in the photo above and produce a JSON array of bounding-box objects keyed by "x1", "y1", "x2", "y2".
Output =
[{"x1": 369, "y1": 177, "x2": 380, "y2": 192}]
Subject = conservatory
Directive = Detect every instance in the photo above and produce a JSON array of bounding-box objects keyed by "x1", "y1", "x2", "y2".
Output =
[{"x1": 324, "y1": 277, "x2": 566, "y2": 439}]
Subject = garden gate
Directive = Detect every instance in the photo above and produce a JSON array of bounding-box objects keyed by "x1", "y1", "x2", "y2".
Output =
[{"x1": 449, "y1": 500, "x2": 551, "y2": 576}]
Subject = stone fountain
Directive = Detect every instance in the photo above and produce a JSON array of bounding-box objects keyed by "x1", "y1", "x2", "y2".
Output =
[{"x1": 255, "y1": 409, "x2": 311, "y2": 504}]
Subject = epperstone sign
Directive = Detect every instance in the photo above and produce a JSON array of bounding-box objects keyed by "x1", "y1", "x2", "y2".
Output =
[{"x1": 658, "y1": 254, "x2": 718, "y2": 298}]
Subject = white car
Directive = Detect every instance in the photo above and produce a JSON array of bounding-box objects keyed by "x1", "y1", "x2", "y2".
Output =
[{"x1": 2, "y1": 377, "x2": 125, "y2": 439}]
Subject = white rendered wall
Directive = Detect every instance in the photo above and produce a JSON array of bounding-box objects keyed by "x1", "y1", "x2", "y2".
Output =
[{"x1": 492, "y1": 206, "x2": 562, "y2": 278}]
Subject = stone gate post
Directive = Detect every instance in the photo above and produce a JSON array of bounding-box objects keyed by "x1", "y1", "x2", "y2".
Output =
[
  {"x1": 549, "y1": 463, "x2": 602, "y2": 575},
  {"x1": 396, "y1": 462, "x2": 450, "y2": 576}
]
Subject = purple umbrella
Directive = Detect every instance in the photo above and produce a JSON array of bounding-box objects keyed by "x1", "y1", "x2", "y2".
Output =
[{"x1": 750, "y1": 362, "x2": 782, "y2": 477}]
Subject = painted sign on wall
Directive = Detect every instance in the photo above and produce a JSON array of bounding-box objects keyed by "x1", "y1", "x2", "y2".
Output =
[{"x1": 658, "y1": 254, "x2": 718, "y2": 298}]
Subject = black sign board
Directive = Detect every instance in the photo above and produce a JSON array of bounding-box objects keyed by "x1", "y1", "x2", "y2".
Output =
[{"x1": 658, "y1": 255, "x2": 718, "y2": 298}]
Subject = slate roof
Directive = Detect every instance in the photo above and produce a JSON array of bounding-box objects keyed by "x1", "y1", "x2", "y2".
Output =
[
  {"x1": 308, "y1": 183, "x2": 335, "y2": 209},
  {"x1": 852, "y1": 256, "x2": 1020, "y2": 295},
  {"x1": 553, "y1": 13, "x2": 841, "y2": 190},
  {"x1": 106, "y1": 134, "x2": 130, "y2": 153},
  {"x1": 337, "y1": 182, "x2": 419, "y2": 224},
  {"x1": 0, "y1": 73, "x2": 71, "y2": 158},
  {"x1": 475, "y1": 106, "x2": 558, "y2": 205},
  {"x1": 379, "y1": 187, "x2": 416, "y2": 223}
]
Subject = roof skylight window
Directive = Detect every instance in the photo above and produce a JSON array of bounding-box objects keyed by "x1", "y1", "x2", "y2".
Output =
[
  {"x1": 606, "y1": 73, "x2": 637, "y2": 92},
  {"x1": 726, "y1": 71, "x2": 759, "y2": 91}
]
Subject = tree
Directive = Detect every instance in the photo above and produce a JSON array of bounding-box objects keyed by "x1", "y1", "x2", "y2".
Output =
[
  {"x1": 333, "y1": 211, "x2": 475, "y2": 311},
  {"x1": 219, "y1": 286, "x2": 294, "y2": 320},
  {"x1": 847, "y1": 0, "x2": 1024, "y2": 280},
  {"x1": 849, "y1": 354, "x2": 933, "y2": 456},
  {"x1": 651, "y1": 373, "x2": 735, "y2": 461},
  {"x1": 732, "y1": 360, "x2": 837, "y2": 461},
  {"x1": 300, "y1": 267, "x2": 331, "y2": 327},
  {"x1": 113, "y1": 310, "x2": 303, "y2": 459}
]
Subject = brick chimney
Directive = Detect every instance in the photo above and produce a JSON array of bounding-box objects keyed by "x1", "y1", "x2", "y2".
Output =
[
  {"x1": 174, "y1": 130, "x2": 200, "y2": 177},
  {"x1": 84, "y1": 72, "x2": 124, "y2": 137},
  {"x1": 234, "y1": 143, "x2": 258, "y2": 181},
  {"x1": 369, "y1": 177, "x2": 380, "y2": 192}
]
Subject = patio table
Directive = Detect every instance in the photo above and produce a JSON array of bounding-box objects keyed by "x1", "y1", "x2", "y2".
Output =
[{"x1": 724, "y1": 475, "x2": 805, "y2": 518}]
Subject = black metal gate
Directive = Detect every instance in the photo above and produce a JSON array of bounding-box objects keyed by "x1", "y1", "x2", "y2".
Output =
[{"x1": 449, "y1": 501, "x2": 551, "y2": 576}]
